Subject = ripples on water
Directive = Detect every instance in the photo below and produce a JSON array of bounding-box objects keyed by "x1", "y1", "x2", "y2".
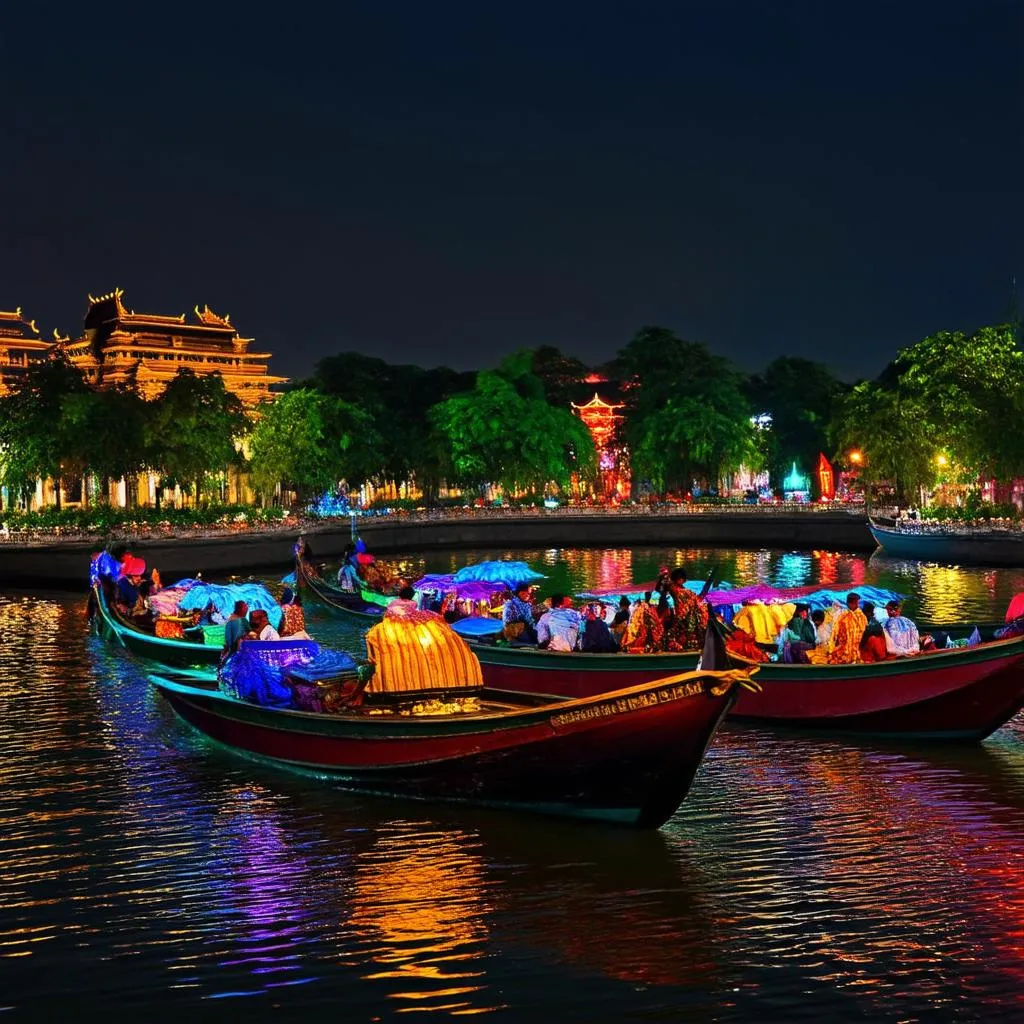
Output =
[{"x1": 1, "y1": 547, "x2": 1023, "y2": 1020}]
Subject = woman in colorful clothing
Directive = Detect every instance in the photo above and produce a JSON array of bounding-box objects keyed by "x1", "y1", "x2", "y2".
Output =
[
  {"x1": 661, "y1": 568, "x2": 709, "y2": 653},
  {"x1": 623, "y1": 592, "x2": 664, "y2": 654},
  {"x1": 279, "y1": 588, "x2": 307, "y2": 638},
  {"x1": 858, "y1": 601, "x2": 889, "y2": 663}
]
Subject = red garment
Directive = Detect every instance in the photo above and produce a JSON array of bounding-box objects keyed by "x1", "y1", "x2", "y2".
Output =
[
  {"x1": 725, "y1": 628, "x2": 770, "y2": 663},
  {"x1": 860, "y1": 632, "x2": 889, "y2": 663}
]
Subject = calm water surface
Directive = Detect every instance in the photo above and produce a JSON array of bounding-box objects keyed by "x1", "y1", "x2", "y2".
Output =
[{"x1": 2, "y1": 546, "x2": 1023, "y2": 1021}]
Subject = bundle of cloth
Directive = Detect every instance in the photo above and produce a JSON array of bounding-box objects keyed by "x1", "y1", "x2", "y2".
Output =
[{"x1": 220, "y1": 639, "x2": 360, "y2": 710}]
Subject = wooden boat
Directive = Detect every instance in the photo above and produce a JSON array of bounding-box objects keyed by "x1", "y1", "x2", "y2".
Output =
[
  {"x1": 725, "y1": 632, "x2": 1024, "y2": 740},
  {"x1": 869, "y1": 517, "x2": 1024, "y2": 566},
  {"x1": 148, "y1": 665, "x2": 756, "y2": 828},
  {"x1": 90, "y1": 582, "x2": 222, "y2": 669},
  {"x1": 295, "y1": 557, "x2": 387, "y2": 622},
  {"x1": 465, "y1": 640, "x2": 702, "y2": 700}
]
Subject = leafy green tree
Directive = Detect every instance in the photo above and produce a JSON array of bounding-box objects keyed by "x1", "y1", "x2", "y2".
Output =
[
  {"x1": 895, "y1": 325, "x2": 1024, "y2": 480},
  {"x1": 313, "y1": 353, "x2": 473, "y2": 501},
  {"x1": 611, "y1": 326, "x2": 753, "y2": 493},
  {"x1": 147, "y1": 369, "x2": 249, "y2": 505},
  {"x1": 829, "y1": 380, "x2": 938, "y2": 505},
  {"x1": 747, "y1": 357, "x2": 848, "y2": 493},
  {"x1": 247, "y1": 388, "x2": 378, "y2": 504},
  {"x1": 527, "y1": 345, "x2": 590, "y2": 407},
  {"x1": 0, "y1": 356, "x2": 90, "y2": 509},
  {"x1": 429, "y1": 370, "x2": 596, "y2": 495}
]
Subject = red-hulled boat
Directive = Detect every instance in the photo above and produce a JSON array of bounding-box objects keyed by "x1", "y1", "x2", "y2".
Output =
[
  {"x1": 148, "y1": 665, "x2": 755, "y2": 828},
  {"x1": 725, "y1": 634, "x2": 1024, "y2": 740}
]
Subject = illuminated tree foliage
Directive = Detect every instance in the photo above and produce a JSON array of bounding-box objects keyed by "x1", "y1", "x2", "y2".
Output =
[
  {"x1": 612, "y1": 327, "x2": 754, "y2": 493},
  {"x1": 247, "y1": 388, "x2": 378, "y2": 504},
  {"x1": 0, "y1": 356, "x2": 90, "y2": 509},
  {"x1": 829, "y1": 380, "x2": 938, "y2": 504},
  {"x1": 894, "y1": 325, "x2": 1024, "y2": 480},
  {"x1": 747, "y1": 357, "x2": 847, "y2": 493},
  {"x1": 429, "y1": 368, "x2": 596, "y2": 495},
  {"x1": 312, "y1": 353, "x2": 473, "y2": 501},
  {"x1": 147, "y1": 369, "x2": 249, "y2": 503}
]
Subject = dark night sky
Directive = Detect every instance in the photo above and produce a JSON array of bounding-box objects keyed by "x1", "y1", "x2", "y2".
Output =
[{"x1": 2, "y1": 1, "x2": 1021, "y2": 384}]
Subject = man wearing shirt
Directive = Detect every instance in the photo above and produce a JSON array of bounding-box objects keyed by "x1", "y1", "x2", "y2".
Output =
[
  {"x1": 883, "y1": 600, "x2": 921, "y2": 656},
  {"x1": 536, "y1": 594, "x2": 584, "y2": 652}
]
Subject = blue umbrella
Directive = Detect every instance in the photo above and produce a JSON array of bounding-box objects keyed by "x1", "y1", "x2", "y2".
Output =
[{"x1": 451, "y1": 561, "x2": 546, "y2": 587}]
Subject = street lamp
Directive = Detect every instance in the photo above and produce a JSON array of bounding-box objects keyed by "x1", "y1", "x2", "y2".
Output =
[
  {"x1": 848, "y1": 449, "x2": 863, "y2": 466},
  {"x1": 936, "y1": 453, "x2": 949, "y2": 468}
]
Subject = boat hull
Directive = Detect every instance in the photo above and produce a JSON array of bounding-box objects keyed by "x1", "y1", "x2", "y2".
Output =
[
  {"x1": 470, "y1": 644, "x2": 701, "y2": 699},
  {"x1": 728, "y1": 636, "x2": 1024, "y2": 740},
  {"x1": 92, "y1": 584, "x2": 222, "y2": 668},
  {"x1": 149, "y1": 671, "x2": 740, "y2": 827},
  {"x1": 869, "y1": 521, "x2": 1024, "y2": 566}
]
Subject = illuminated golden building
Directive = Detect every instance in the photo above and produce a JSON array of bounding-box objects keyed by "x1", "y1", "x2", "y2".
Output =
[
  {"x1": 0, "y1": 308, "x2": 53, "y2": 396},
  {"x1": 64, "y1": 288, "x2": 287, "y2": 406}
]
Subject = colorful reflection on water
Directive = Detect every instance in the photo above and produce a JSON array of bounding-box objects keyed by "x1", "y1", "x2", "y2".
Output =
[{"x1": 1, "y1": 546, "x2": 1023, "y2": 1019}]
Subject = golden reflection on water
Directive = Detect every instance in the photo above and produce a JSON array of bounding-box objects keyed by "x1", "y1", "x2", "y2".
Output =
[{"x1": 347, "y1": 824, "x2": 502, "y2": 1015}]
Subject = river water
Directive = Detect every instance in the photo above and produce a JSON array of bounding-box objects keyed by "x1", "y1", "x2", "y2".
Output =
[{"x1": 2, "y1": 546, "x2": 1023, "y2": 1021}]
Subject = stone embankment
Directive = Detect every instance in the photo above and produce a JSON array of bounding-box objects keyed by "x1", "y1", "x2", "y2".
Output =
[{"x1": 0, "y1": 507, "x2": 874, "y2": 589}]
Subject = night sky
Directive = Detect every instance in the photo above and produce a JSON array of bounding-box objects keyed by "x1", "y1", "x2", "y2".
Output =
[{"x1": 3, "y1": 1, "x2": 1021, "y2": 384}]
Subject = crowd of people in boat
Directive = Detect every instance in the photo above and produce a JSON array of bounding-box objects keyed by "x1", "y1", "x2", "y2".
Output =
[
  {"x1": 103, "y1": 554, "x2": 310, "y2": 659},
  {"x1": 727, "y1": 591, "x2": 1024, "y2": 665}
]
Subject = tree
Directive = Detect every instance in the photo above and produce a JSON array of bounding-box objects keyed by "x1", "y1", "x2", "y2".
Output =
[
  {"x1": 829, "y1": 380, "x2": 938, "y2": 505},
  {"x1": 429, "y1": 370, "x2": 596, "y2": 495},
  {"x1": 247, "y1": 388, "x2": 378, "y2": 504},
  {"x1": 611, "y1": 327, "x2": 753, "y2": 493},
  {"x1": 894, "y1": 325, "x2": 1024, "y2": 481},
  {"x1": 0, "y1": 355, "x2": 90, "y2": 509},
  {"x1": 313, "y1": 353, "x2": 474, "y2": 501},
  {"x1": 147, "y1": 369, "x2": 249, "y2": 505},
  {"x1": 746, "y1": 357, "x2": 848, "y2": 493},
  {"x1": 528, "y1": 345, "x2": 590, "y2": 407}
]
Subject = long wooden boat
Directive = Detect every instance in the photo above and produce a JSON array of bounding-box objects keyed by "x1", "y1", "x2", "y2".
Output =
[
  {"x1": 295, "y1": 557, "x2": 387, "y2": 622},
  {"x1": 148, "y1": 666, "x2": 754, "y2": 828},
  {"x1": 725, "y1": 632, "x2": 1024, "y2": 740},
  {"x1": 90, "y1": 583, "x2": 222, "y2": 669},
  {"x1": 466, "y1": 641, "x2": 702, "y2": 700},
  {"x1": 869, "y1": 518, "x2": 1024, "y2": 566}
]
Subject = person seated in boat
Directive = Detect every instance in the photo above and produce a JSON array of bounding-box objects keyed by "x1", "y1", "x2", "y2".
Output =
[
  {"x1": 279, "y1": 588, "x2": 307, "y2": 637},
  {"x1": 610, "y1": 596, "x2": 631, "y2": 642},
  {"x1": 294, "y1": 535, "x2": 315, "y2": 566},
  {"x1": 502, "y1": 582, "x2": 538, "y2": 643},
  {"x1": 580, "y1": 603, "x2": 619, "y2": 653},
  {"x1": 223, "y1": 600, "x2": 250, "y2": 656},
  {"x1": 389, "y1": 586, "x2": 420, "y2": 616},
  {"x1": 247, "y1": 608, "x2": 281, "y2": 642},
  {"x1": 725, "y1": 625, "x2": 770, "y2": 662},
  {"x1": 131, "y1": 579, "x2": 156, "y2": 628},
  {"x1": 622, "y1": 592, "x2": 664, "y2": 654},
  {"x1": 536, "y1": 594, "x2": 584, "y2": 652},
  {"x1": 883, "y1": 600, "x2": 921, "y2": 656},
  {"x1": 115, "y1": 571, "x2": 141, "y2": 613},
  {"x1": 859, "y1": 602, "x2": 889, "y2": 663},
  {"x1": 336, "y1": 545, "x2": 361, "y2": 592},
  {"x1": 781, "y1": 603, "x2": 816, "y2": 663},
  {"x1": 811, "y1": 609, "x2": 828, "y2": 643},
  {"x1": 826, "y1": 593, "x2": 868, "y2": 664},
  {"x1": 661, "y1": 568, "x2": 710, "y2": 653},
  {"x1": 732, "y1": 600, "x2": 796, "y2": 651},
  {"x1": 196, "y1": 601, "x2": 226, "y2": 626}
]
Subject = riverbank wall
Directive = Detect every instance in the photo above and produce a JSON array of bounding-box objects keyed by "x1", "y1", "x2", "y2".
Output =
[{"x1": 0, "y1": 511, "x2": 874, "y2": 589}]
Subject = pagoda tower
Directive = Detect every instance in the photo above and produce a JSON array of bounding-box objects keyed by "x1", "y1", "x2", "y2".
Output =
[
  {"x1": 64, "y1": 288, "x2": 287, "y2": 407},
  {"x1": 0, "y1": 308, "x2": 53, "y2": 396},
  {"x1": 571, "y1": 392, "x2": 630, "y2": 499}
]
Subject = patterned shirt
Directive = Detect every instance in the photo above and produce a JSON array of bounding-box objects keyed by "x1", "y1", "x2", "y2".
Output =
[
  {"x1": 884, "y1": 615, "x2": 920, "y2": 656},
  {"x1": 503, "y1": 596, "x2": 536, "y2": 628},
  {"x1": 537, "y1": 607, "x2": 583, "y2": 651}
]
